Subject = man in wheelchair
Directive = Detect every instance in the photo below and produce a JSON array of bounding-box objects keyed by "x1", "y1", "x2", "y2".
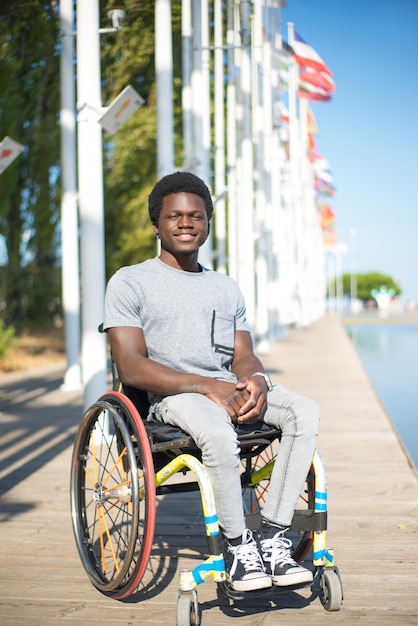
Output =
[{"x1": 103, "y1": 171, "x2": 319, "y2": 594}]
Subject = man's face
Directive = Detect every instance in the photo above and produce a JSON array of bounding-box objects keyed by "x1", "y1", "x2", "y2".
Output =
[{"x1": 154, "y1": 192, "x2": 210, "y2": 261}]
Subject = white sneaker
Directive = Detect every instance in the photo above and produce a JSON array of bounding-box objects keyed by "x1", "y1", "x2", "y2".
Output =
[{"x1": 224, "y1": 529, "x2": 272, "y2": 592}]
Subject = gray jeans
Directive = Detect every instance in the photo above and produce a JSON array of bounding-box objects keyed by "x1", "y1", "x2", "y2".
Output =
[{"x1": 151, "y1": 384, "x2": 319, "y2": 540}]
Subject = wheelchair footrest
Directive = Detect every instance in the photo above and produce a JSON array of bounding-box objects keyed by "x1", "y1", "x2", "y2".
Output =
[{"x1": 217, "y1": 578, "x2": 313, "y2": 602}]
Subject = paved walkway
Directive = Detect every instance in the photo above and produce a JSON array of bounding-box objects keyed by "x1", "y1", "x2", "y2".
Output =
[{"x1": 0, "y1": 313, "x2": 417, "y2": 625}]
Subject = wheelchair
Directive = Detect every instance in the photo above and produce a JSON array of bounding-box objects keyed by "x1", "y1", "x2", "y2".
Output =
[{"x1": 70, "y1": 355, "x2": 343, "y2": 625}]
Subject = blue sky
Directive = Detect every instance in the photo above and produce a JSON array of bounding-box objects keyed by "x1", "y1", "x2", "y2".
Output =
[{"x1": 281, "y1": 0, "x2": 418, "y2": 303}]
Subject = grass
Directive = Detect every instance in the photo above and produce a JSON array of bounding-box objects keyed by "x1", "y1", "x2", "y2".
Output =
[{"x1": 0, "y1": 330, "x2": 66, "y2": 373}]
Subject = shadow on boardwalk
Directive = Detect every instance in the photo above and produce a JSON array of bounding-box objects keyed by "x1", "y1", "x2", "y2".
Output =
[{"x1": 0, "y1": 366, "x2": 82, "y2": 501}]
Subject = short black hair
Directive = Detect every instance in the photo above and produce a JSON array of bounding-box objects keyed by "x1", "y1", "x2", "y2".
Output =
[{"x1": 148, "y1": 171, "x2": 214, "y2": 225}]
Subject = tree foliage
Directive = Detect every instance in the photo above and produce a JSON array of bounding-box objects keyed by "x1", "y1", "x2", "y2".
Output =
[
  {"x1": 0, "y1": 1, "x2": 184, "y2": 330},
  {"x1": 0, "y1": 1, "x2": 61, "y2": 329},
  {"x1": 330, "y1": 272, "x2": 402, "y2": 303}
]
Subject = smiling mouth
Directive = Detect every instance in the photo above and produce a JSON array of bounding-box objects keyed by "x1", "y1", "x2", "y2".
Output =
[{"x1": 176, "y1": 233, "x2": 195, "y2": 240}]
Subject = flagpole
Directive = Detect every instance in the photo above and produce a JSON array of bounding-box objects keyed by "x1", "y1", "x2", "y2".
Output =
[
  {"x1": 191, "y1": 0, "x2": 212, "y2": 267},
  {"x1": 252, "y1": 0, "x2": 269, "y2": 348},
  {"x1": 226, "y1": 0, "x2": 238, "y2": 282},
  {"x1": 287, "y1": 22, "x2": 303, "y2": 326},
  {"x1": 299, "y1": 95, "x2": 311, "y2": 325},
  {"x1": 237, "y1": 0, "x2": 255, "y2": 328},
  {"x1": 181, "y1": 0, "x2": 193, "y2": 166},
  {"x1": 214, "y1": 0, "x2": 226, "y2": 274},
  {"x1": 156, "y1": 0, "x2": 174, "y2": 177}
]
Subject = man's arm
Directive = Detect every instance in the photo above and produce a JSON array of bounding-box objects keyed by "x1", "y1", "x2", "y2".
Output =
[
  {"x1": 108, "y1": 326, "x2": 250, "y2": 418},
  {"x1": 108, "y1": 326, "x2": 203, "y2": 395}
]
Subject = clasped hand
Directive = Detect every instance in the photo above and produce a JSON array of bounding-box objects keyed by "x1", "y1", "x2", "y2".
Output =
[{"x1": 206, "y1": 377, "x2": 267, "y2": 424}]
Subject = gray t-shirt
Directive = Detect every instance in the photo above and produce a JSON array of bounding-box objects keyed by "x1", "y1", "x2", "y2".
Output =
[{"x1": 104, "y1": 257, "x2": 251, "y2": 390}]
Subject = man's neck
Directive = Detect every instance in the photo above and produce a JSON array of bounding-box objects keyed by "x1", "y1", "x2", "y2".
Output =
[{"x1": 158, "y1": 252, "x2": 202, "y2": 273}]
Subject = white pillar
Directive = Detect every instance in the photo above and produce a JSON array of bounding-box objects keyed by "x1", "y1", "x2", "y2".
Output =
[
  {"x1": 76, "y1": 0, "x2": 107, "y2": 409},
  {"x1": 252, "y1": 0, "x2": 269, "y2": 347},
  {"x1": 287, "y1": 22, "x2": 302, "y2": 326},
  {"x1": 214, "y1": 0, "x2": 226, "y2": 274},
  {"x1": 200, "y1": 0, "x2": 211, "y2": 185},
  {"x1": 182, "y1": 0, "x2": 193, "y2": 165},
  {"x1": 191, "y1": 0, "x2": 212, "y2": 267},
  {"x1": 156, "y1": 0, "x2": 175, "y2": 177},
  {"x1": 237, "y1": 0, "x2": 255, "y2": 327},
  {"x1": 262, "y1": 15, "x2": 279, "y2": 340},
  {"x1": 191, "y1": 0, "x2": 203, "y2": 174},
  {"x1": 60, "y1": 0, "x2": 82, "y2": 390},
  {"x1": 226, "y1": 0, "x2": 238, "y2": 281}
]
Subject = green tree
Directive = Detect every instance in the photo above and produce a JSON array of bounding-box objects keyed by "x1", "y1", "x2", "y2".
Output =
[
  {"x1": 0, "y1": 0, "x2": 60, "y2": 329},
  {"x1": 0, "y1": 0, "x2": 184, "y2": 329},
  {"x1": 330, "y1": 272, "x2": 402, "y2": 303}
]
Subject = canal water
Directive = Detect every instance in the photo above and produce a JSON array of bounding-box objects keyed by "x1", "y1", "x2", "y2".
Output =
[{"x1": 346, "y1": 322, "x2": 418, "y2": 470}]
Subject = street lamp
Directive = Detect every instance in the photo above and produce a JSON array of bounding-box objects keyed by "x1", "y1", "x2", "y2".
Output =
[
  {"x1": 75, "y1": 2, "x2": 142, "y2": 409},
  {"x1": 76, "y1": 0, "x2": 107, "y2": 410}
]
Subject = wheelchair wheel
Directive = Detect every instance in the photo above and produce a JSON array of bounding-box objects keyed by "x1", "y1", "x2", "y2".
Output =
[
  {"x1": 71, "y1": 391, "x2": 156, "y2": 599},
  {"x1": 319, "y1": 568, "x2": 343, "y2": 611},
  {"x1": 240, "y1": 439, "x2": 314, "y2": 562},
  {"x1": 176, "y1": 590, "x2": 200, "y2": 626}
]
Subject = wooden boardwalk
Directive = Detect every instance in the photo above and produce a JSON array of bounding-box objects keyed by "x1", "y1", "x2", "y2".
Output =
[{"x1": 0, "y1": 313, "x2": 417, "y2": 625}]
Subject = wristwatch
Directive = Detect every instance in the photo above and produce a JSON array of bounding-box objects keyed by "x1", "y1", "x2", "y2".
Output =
[{"x1": 252, "y1": 371, "x2": 273, "y2": 392}]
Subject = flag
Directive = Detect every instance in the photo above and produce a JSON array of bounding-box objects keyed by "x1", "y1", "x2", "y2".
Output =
[
  {"x1": 277, "y1": 101, "x2": 289, "y2": 124},
  {"x1": 306, "y1": 105, "x2": 318, "y2": 160},
  {"x1": 323, "y1": 227, "x2": 337, "y2": 246},
  {"x1": 298, "y1": 80, "x2": 331, "y2": 102},
  {"x1": 300, "y1": 67, "x2": 335, "y2": 93},
  {"x1": 315, "y1": 177, "x2": 336, "y2": 197},
  {"x1": 293, "y1": 31, "x2": 332, "y2": 76},
  {"x1": 280, "y1": 40, "x2": 335, "y2": 101},
  {"x1": 307, "y1": 106, "x2": 319, "y2": 135},
  {"x1": 319, "y1": 204, "x2": 337, "y2": 246},
  {"x1": 279, "y1": 68, "x2": 332, "y2": 101},
  {"x1": 313, "y1": 154, "x2": 333, "y2": 183},
  {"x1": 319, "y1": 204, "x2": 335, "y2": 227}
]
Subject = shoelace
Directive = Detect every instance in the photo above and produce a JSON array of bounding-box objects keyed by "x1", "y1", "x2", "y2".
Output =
[
  {"x1": 261, "y1": 532, "x2": 297, "y2": 568},
  {"x1": 230, "y1": 529, "x2": 264, "y2": 573}
]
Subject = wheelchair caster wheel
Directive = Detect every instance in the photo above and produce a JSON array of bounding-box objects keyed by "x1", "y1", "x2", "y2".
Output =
[
  {"x1": 319, "y1": 567, "x2": 343, "y2": 611},
  {"x1": 176, "y1": 590, "x2": 200, "y2": 626}
]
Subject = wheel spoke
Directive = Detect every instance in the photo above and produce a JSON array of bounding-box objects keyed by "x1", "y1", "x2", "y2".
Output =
[
  {"x1": 97, "y1": 504, "x2": 107, "y2": 572},
  {"x1": 102, "y1": 447, "x2": 128, "y2": 486},
  {"x1": 99, "y1": 503, "x2": 121, "y2": 574}
]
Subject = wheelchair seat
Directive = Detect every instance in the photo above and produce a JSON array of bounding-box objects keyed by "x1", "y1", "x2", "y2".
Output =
[{"x1": 122, "y1": 382, "x2": 281, "y2": 463}]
